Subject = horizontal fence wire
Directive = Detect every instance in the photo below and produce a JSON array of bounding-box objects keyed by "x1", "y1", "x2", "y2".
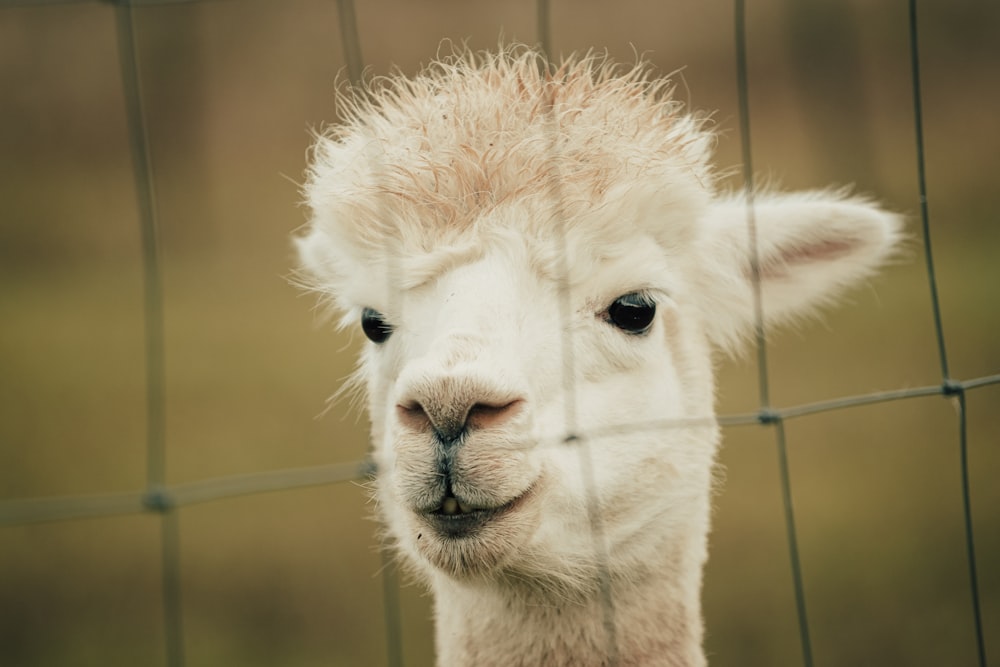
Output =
[
  {"x1": 0, "y1": 1, "x2": 996, "y2": 667},
  {"x1": 2, "y1": 377, "x2": 998, "y2": 526},
  {"x1": 0, "y1": 461, "x2": 374, "y2": 525},
  {"x1": 0, "y1": 0, "x2": 209, "y2": 7}
]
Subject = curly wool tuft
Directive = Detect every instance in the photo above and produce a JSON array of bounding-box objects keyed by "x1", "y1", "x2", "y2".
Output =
[{"x1": 302, "y1": 45, "x2": 715, "y2": 261}]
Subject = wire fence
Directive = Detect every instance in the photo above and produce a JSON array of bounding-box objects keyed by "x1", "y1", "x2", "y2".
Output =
[{"x1": 0, "y1": 1, "x2": 996, "y2": 666}]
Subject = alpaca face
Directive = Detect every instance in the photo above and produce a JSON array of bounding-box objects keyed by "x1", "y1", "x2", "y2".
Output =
[
  {"x1": 358, "y1": 208, "x2": 720, "y2": 586},
  {"x1": 295, "y1": 47, "x2": 901, "y2": 601}
]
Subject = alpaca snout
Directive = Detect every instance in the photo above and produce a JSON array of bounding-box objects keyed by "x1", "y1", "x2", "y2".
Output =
[
  {"x1": 397, "y1": 395, "x2": 525, "y2": 445},
  {"x1": 392, "y1": 368, "x2": 539, "y2": 518},
  {"x1": 395, "y1": 373, "x2": 526, "y2": 445}
]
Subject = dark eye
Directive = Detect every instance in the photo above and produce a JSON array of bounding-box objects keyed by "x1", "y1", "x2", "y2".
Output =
[
  {"x1": 361, "y1": 308, "x2": 393, "y2": 343},
  {"x1": 606, "y1": 292, "x2": 657, "y2": 335}
]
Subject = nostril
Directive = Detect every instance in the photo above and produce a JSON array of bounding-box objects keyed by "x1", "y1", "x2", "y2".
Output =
[
  {"x1": 396, "y1": 400, "x2": 468, "y2": 444},
  {"x1": 396, "y1": 401, "x2": 431, "y2": 432},
  {"x1": 467, "y1": 399, "x2": 524, "y2": 431}
]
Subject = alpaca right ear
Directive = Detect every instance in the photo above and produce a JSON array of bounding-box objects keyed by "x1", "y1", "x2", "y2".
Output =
[{"x1": 696, "y1": 191, "x2": 903, "y2": 352}]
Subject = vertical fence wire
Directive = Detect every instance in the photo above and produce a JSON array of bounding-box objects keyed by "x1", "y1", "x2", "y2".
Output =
[
  {"x1": 956, "y1": 390, "x2": 988, "y2": 667},
  {"x1": 536, "y1": 0, "x2": 551, "y2": 60},
  {"x1": 113, "y1": 2, "x2": 185, "y2": 666},
  {"x1": 379, "y1": 549, "x2": 405, "y2": 667},
  {"x1": 773, "y1": 420, "x2": 813, "y2": 667},
  {"x1": 907, "y1": 3, "x2": 985, "y2": 663},
  {"x1": 331, "y1": 5, "x2": 406, "y2": 665},
  {"x1": 159, "y1": 511, "x2": 185, "y2": 667},
  {"x1": 732, "y1": 0, "x2": 771, "y2": 411},
  {"x1": 335, "y1": 0, "x2": 364, "y2": 86},
  {"x1": 112, "y1": 0, "x2": 167, "y2": 495},
  {"x1": 531, "y1": 6, "x2": 620, "y2": 654},
  {"x1": 907, "y1": 0, "x2": 950, "y2": 383},
  {"x1": 542, "y1": 82, "x2": 621, "y2": 661},
  {"x1": 734, "y1": 1, "x2": 813, "y2": 665}
]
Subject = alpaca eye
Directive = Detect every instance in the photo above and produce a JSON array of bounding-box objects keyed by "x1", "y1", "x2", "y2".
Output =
[
  {"x1": 606, "y1": 293, "x2": 657, "y2": 335},
  {"x1": 361, "y1": 308, "x2": 393, "y2": 343}
]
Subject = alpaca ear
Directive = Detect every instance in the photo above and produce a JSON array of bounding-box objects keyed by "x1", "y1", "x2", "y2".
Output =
[{"x1": 697, "y1": 191, "x2": 903, "y2": 351}]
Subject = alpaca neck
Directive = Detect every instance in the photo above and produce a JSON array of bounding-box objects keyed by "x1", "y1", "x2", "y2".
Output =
[{"x1": 430, "y1": 540, "x2": 707, "y2": 667}]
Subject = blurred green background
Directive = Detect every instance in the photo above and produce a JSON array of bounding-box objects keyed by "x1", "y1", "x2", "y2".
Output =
[{"x1": 1, "y1": 1, "x2": 998, "y2": 665}]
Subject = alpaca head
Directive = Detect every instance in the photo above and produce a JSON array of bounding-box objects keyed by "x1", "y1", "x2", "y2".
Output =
[{"x1": 296, "y1": 47, "x2": 900, "y2": 601}]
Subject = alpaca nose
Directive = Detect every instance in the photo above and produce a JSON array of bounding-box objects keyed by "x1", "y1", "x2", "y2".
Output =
[{"x1": 396, "y1": 376, "x2": 524, "y2": 444}]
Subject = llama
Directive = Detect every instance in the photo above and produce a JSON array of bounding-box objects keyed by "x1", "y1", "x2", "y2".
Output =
[{"x1": 295, "y1": 47, "x2": 901, "y2": 666}]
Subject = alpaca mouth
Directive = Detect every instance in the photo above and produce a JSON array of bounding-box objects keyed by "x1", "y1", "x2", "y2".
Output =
[
  {"x1": 438, "y1": 495, "x2": 475, "y2": 516},
  {"x1": 422, "y1": 484, "x2": 536, "y2": 539}
]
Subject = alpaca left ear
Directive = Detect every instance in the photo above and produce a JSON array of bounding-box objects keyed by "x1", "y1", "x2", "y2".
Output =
[{"x1": 696, "y1": 191, "x2": 903, "y2": 351}]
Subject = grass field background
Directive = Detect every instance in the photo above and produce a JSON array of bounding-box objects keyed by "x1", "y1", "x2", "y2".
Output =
[{"x1": 1, "y1": 1, "x2": 998, "y2": 665}]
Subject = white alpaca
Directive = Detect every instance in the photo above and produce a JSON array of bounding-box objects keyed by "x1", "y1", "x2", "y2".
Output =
[{"x1": 296, "y1": 47, "x2": 900, "y2": 666}]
